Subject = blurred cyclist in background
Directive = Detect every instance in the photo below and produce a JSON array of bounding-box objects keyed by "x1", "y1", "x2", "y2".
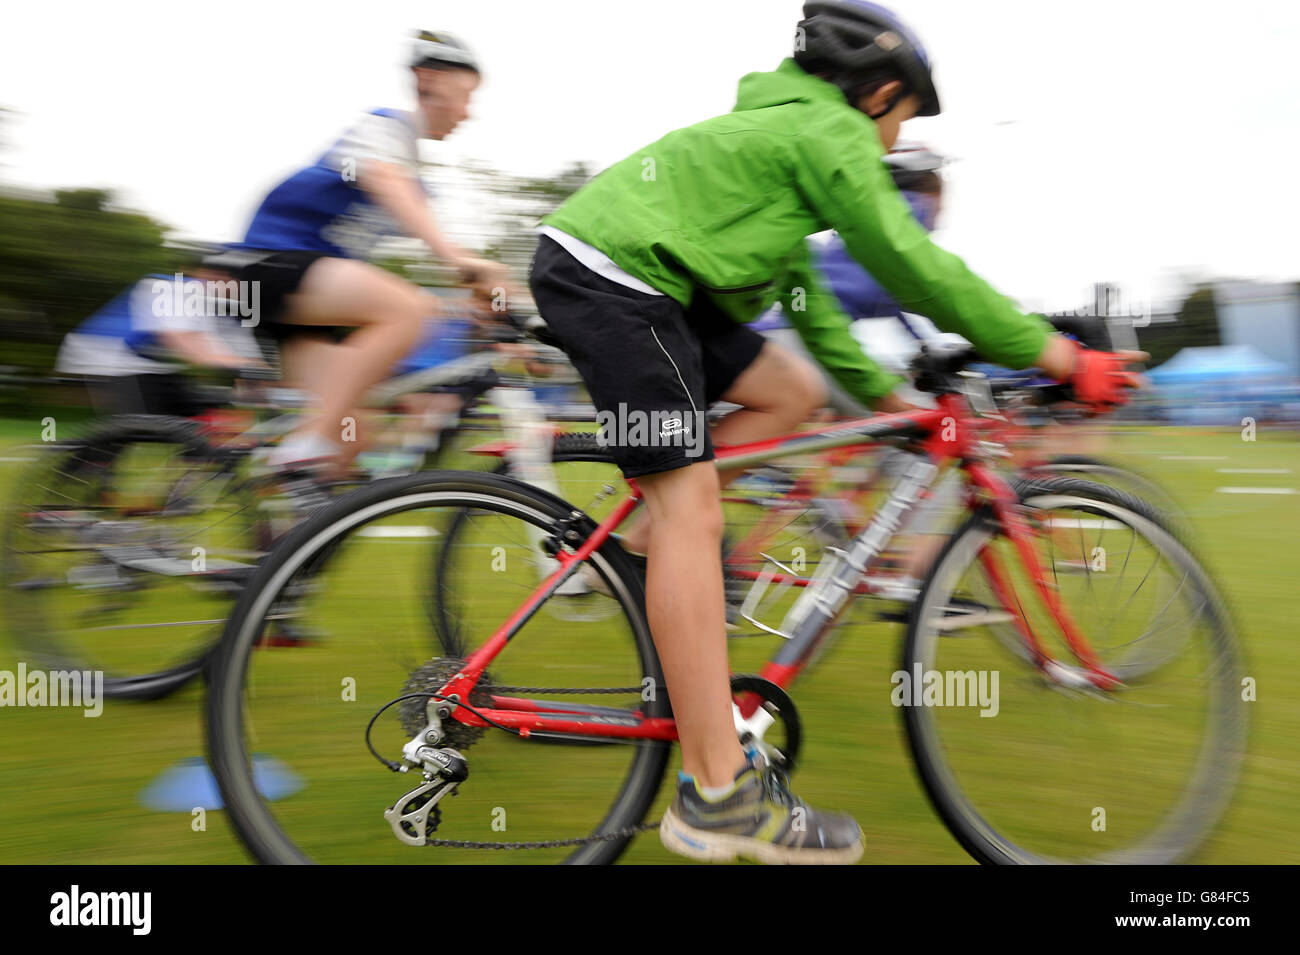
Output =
[
  {"x1": 531, "y1": 0, "x2": 1141, "y2": 864},
  {"x1": 753, "y1": 141, "x2": 951, "y2": 414},
  {"x1": 207, "y1": 30, "x2": 508, "y2": 474},
  {"x1": 56, "y1": 264, "x2": 264, "y2": 419}
]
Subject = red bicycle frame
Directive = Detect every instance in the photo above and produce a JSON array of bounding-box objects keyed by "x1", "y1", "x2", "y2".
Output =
[{"x1": 438, "y1": 393, "x2": 1119, "y2": 744}]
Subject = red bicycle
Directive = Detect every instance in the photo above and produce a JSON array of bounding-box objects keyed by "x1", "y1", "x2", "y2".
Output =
[{"x1": 206, "y1": 345, "x2": 1245, "y2": 864}]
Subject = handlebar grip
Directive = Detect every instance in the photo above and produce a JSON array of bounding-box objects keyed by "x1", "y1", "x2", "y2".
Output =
[{"x1": 1032, "y1": 382, "x2": 1074, "y2": 406}]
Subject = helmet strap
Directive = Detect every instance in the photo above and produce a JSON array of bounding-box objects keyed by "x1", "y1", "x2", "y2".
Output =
[
  {"x1": 839, "y1": 75, "x2": 908, "y2": 120},
  {"x1": 863, "y1": 86, "x2": 906, "y2": 121}
]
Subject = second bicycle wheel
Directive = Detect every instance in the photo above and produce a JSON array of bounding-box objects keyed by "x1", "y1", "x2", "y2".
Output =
[
  {"x1": 206, "y1": 470, "x2": 670, "y2": 864},
  {"x1": 902, "y1": 476, "x2": 1245, "y2": 864},
  {"x1": 1, "y1": 415, "x2": 261, "y2": 700}
]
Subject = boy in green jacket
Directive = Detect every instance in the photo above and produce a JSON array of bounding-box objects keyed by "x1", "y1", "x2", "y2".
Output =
[{"x1": 530, "y1": 0, "x2": 1139, "y2": 864}]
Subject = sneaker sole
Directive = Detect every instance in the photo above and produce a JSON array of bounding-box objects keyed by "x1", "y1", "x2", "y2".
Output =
[{"x1": 659, "y1": 805, "x2": 864, "y2": 865}]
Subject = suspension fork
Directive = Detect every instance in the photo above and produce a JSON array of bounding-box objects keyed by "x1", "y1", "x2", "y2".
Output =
[{"x1": 967, "y1": 463, "x2": 1120, "y2": 690}]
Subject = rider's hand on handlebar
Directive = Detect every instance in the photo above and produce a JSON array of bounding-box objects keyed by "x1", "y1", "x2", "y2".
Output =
[
  {"x1": 457, "y1": 257, "x2": 510, "y2": 298},
  {"x1": 1040, "y1": 336, "x2": 1146, "y2": 414}
]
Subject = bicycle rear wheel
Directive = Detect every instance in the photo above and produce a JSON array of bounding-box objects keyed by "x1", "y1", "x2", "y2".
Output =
[
  {"x1": 206, "y1": 469, "x2": 670, "y2": 864},
  {"x1": 902, "y1": 476, "x2": 1245, "y2": 864},
  {"x1": 430, "y1": 431, "x2": 628, "y2": 655}
]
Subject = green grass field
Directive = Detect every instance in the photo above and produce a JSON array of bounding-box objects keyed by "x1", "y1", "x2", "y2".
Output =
[{"x1": 0, "y1": 415, "x2": 1297, "y2": 864}]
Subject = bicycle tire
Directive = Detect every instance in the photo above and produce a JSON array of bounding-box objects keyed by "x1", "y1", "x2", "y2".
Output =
[
  {"x1": 902, "y1": 475, "x2": 1245, "y2": 864},
  {"x1": 206, "y1": 468, "x2": 671, "y2": 865},
  {"x1": 430, "y1": 431, "x2": 616, "y2": 656},
  {"x1": 1, "y1": 414, "x2": 246, "y2": 700},
  {"x1": 1030, "y1": 454, "x2": 1186, "y2": 528}
]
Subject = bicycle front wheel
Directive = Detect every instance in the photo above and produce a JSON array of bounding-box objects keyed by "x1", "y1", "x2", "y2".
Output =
[
  {"x1": 206, "y1": 469, "x2": 670, "y2": 864},
  {"x1": 902, "y1": 476, "x2": 1245, "y2": 864}
]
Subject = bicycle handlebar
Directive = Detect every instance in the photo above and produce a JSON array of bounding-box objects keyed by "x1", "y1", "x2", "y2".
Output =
[{"x1": 907, "y1": 342, "x2": 1079, "y2": 413}]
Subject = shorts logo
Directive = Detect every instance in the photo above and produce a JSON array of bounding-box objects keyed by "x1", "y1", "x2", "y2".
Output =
[{"x1": 659, "y1": 414, "x2": 686, "y2": 438}]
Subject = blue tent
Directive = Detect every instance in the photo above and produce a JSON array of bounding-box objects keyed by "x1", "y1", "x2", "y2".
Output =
[
  {"x1": 1147, "y1": 344, "x2": 1290, "y2": 385},
  {"x1": 1146, "y1": 345, "x2": 1297, "y2": 425}
]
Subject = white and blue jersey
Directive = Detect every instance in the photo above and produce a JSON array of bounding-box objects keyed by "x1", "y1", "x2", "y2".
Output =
[
  {"x1": 237, "y1": 108, "x2": 425, "y2": 260},
  {"x1": 57, "y1": 274, "x2": 253, "y2": 377}
]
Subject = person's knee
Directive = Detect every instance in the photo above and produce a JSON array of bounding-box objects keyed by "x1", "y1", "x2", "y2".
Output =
[
  {"x1": 381, "y1": 287, "x2": 428, "y2": 343},
  {"x1": 686, "y1": 496, "x2": 728, "y2": 540},
  {"x1": 640, "y1": 464, "x2": 724, "y2": 539},
  {"x1": 767, "y1": 350, "x2": 827, "y2": 421},
  {"x1": 728, "y1": 344, "x2": 827, "y2": 420},
  {"x1": 791, "y1": 358, "x2": 829, "y2": 416}
]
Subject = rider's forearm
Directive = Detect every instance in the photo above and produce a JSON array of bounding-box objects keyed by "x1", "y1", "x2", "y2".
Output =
[
  {"x1": 359, "y1": 160, "x2": 476, "y2": 271},
  {"x1": 157, "y1": 330, "x2": 250, "y2": 370},
  {"x1": 1034, "y1": 333, "x2": 1077, "y2": 381},
  {"x1": 780, "y1": 248, "x2": 903, "y2": 405}
]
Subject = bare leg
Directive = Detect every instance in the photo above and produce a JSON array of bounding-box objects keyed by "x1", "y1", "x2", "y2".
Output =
[
  {"x1": 276, "y1": 259, "x2": 428, "y2": 464},
  {"x1": 637, "y1": 462, "x2": 745, "y2": 788}
]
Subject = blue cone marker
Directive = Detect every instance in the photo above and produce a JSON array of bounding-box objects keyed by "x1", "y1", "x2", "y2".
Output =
[{"x1": 140, "y1": 755, "x2": 303, "y2": 811}]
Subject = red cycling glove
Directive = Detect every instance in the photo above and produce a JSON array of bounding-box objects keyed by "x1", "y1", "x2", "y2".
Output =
[{"x1": 1065, "y1": 340, "x2": 1142, "y2": 413}]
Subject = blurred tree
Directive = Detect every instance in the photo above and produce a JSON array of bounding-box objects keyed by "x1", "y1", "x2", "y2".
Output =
[
  {"x1": 372, "y1": 160, "x2": 595, "y2": 297},
  {"x1": 53, "y1": 187, "x2": 112, "y2": 212},
  {"x1": 0, "y1": 187, "x2": 178, "y2": 372},
  {"x1": 1138, "y1": 283, "x2": 1221, "y2": 368},
  {"x1": 479, "y1": 161, "x2": 594, "y2": 281}
]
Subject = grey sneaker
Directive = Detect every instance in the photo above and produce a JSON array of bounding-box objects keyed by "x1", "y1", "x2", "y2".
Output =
[{"x1": 660, "y1": 750, "x2": 864, "y2": 864}]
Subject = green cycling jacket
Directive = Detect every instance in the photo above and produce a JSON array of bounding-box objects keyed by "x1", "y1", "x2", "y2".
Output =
[{"x1": 542, "y1": 58, "x2": 1052, "y2": 404}]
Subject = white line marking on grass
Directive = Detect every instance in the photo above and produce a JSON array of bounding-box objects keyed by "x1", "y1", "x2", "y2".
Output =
[
  {"x1": 357, "y1": 526, "x2": 440, "y2": 538},
  {"x1": 1217, "y1": 468, "x2": 1291, "y2": 474},
  {"x1": 1214, "y1": 487, "x2": 1297, "y2": 495},
  {"x1": 0, "y1": 456, "x2": 33, "y2": 463}
]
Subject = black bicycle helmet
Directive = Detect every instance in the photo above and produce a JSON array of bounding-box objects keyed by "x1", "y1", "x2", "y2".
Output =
[
  {"x1": 410, "y1": 30, "x2": 480, "y2": 74},
  {"x1": 794, "y1": 1, "x2": 940, "y2": 116}
]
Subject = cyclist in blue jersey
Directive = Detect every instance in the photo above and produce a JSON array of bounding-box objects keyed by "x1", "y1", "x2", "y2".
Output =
[
  {"x1": 207, "y1": 31, "x2": 507, "y2": 472},
  {"x1": 56, "y1": 267, "x2": 263, "y2": 417}
]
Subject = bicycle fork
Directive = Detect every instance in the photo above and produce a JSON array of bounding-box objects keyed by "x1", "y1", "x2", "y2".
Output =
[{"x1": 972, "y1": 469, "x2": 1121, "y2": 690}]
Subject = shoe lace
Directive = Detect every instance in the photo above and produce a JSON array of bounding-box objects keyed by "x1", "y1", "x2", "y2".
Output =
[{"x1": 758, "y1": 760, "x2": 800, "y2": 811}]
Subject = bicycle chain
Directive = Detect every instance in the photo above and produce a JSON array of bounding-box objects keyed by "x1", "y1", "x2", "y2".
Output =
[
  {"x1": 422, "y1": 820, "x2": 660, "y2": 851},
  {"x1": 408, "y1": 677, "x2": 662, "y2": 850}
]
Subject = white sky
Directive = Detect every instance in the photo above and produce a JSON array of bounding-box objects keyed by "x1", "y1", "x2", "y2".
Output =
[{"x1": 2, "y1": 0, "x2": 1297, "y2": 313}]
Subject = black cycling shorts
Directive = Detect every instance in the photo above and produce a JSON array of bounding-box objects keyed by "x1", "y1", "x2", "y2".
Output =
[
  {"x1": 201, "y1": 248, "x2": 349, "y2": 344},
  {"x1": 528, "y1": 234, "x2": 765, "y2": 478},
  {"x1": 90, "y1": 372, "x2": 208, "y2": 418}
]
